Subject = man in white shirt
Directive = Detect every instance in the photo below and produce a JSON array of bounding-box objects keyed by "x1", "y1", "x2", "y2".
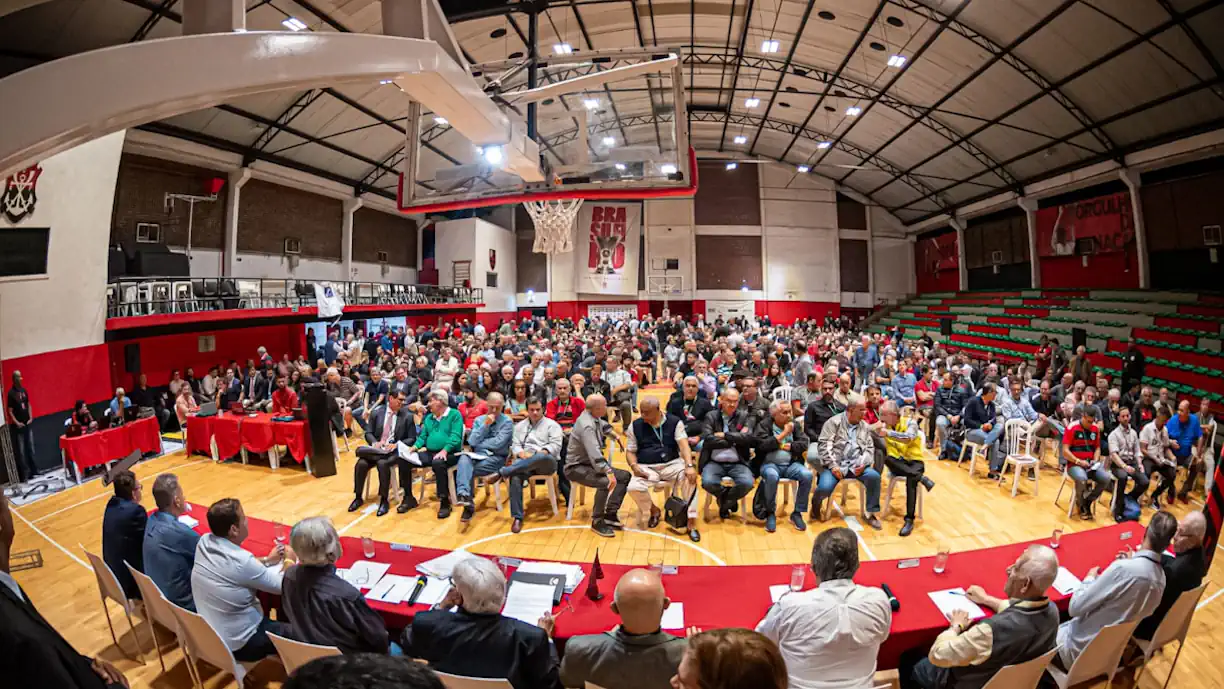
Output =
[
  {"x1": 1140, "y1": 409, "x2": 1177, "y2": 509},
  {"x1": 498, "y1": 398, "x2": 564, "y2": 533},
  {"x1": 603, "y1": 357, "x2": 635, "y2": 434},
  {"x1": 1107, "y1": 407, "x2": 1146, "y2": 521},
  {"x1": 756, "y1": 527, "x2": 891, "y2": 689},
  {"x1": 191, "y1": 498, "x2": 287, "y2": 661}
]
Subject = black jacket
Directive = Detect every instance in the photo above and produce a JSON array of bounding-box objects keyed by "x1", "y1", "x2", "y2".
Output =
[
  {"x1": 0, "y1": 583, "x2": 109, "y2": 689},
  {"x1": 934, "y1": 384, "x2": 968, "y2": 418},
  {"x1": 404, "y1": 609, "x2": 562, "y2": 689},
  {"x1": 963, "y1": 395, "x2": 996, "y2": 430},
  {"x1": 282, "y1": 564, "x2": 389, "y2": 654},
  {"x1": 666, "y1": 391, "x2": 714, "y2": 436},
  {"x1": 804, "y1": 397, "x2": 845, "y2": 442},
  {"x1": 698, "y1": 407, "x2": 757, "y2": 470},
  {"x1": 389, "y1": 377, "x2": 421, "y2": 405},
  {"x1": 754, "y1": 417, "x2": 810, "y2": 467},
  {"x1": 1135, "y1": 547, "x2": 1206, "y2": 640},
  {"x1": 102, "y1": 496, "x2": 146, "y2": 600},
  {"x1": 363, "y1": 405, "x2": 417, "y2": 447}
]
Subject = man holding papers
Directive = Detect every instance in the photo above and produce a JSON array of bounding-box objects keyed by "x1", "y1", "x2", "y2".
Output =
[
  {"x1": 454, "y1": 392, "x2": 514, "y2": 523},
  {"x1": 404, "y1": 557, "x2": 562, "y2": 689},
  {"x1": 416, "y1": 390, "x2": 467, "y2": 519},
  {"x1": 350, "y1": 391, "x2": 417, "y2": 517},
  {"x1": 903, "y1": 545, "x2": 1060, "y2": 689}
]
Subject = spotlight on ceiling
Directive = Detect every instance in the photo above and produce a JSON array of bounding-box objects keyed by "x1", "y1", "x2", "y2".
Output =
[
  {"x1": 733, "y1": 135, "x2": 747, "y2": 144},
  {"x1": 887, "y1": 54, "x2": 907, "y2": 68},
  {"x1": 282, "y1": 17, "x2": 307, "y2": 31},
  {"x1": 615, "y1": 163, "x2": 626, "y2": 171},
  {"x1": 745, "y1": 97, "x2": 760, "y2": 108},
  {"x1": 797, "y1": 165, "x2": 810, "y2": 173},
  {"x1": 583, "y1": 98, "x2": 599, "y2": 110},
  {"x1": 817, "y1": 141, "x2": 832, "y2": 149},
  {"x1": 661, "y1": 163, "x2": 678, "y2": 174},
  {"x1": 433, "y1": 116, "x2": 448, "y2": 125},
  {"x1": 726, "y1": 162, "x2": 738, "y2": 170},
  {"x1": 761, "y1": 39, "x2": 780, "y2": 53},
  {"x1": 553, "y1": 43, "x2": 573, "y2": 55},
  {"x1": 846, "y1": 106, "x2": 862, "y2": 116},
  {"x1": 602, "y1": 136, "x2": 616, "y2": 146},
  {"x1": 482, "y1": 146, "x2": 504, "y2": 165}
]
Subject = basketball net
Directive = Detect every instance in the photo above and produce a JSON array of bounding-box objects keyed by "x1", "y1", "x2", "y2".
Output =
[{"x1": 524, "y1": 198, "x2": 583, "y2": 255}]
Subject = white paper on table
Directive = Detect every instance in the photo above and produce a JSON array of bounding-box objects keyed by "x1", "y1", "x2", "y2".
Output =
[
  {"x1": 346, "y1": 560, "x2": 392, "y2": 590},
  {"x1": 1052, "y1": 567, "x2": 1083, "y2": 595},
  {"x1": 502, "y1": 581, "x2": 557, "y2": 626},
  {"x1": 515, "y1": 561, "x2": 587, "y2": 593},
  {"x1": 397, "y1": 442, "x2": 423, "y2": 466},
  {"x1": 660, "y1": 602, "x2": 685, "y2": 630},
  {"x1": 416, "y1": 577, "x2": 452, "y2": 606},
  {"x1": 177, "y1": 514, "x2": 199, "y2": 528},
  {"x1": 928, "y1": 588, "x2": 987, "y2": 621},
  {"x1": 366, "y1": 574, "x2": 417, "y2": 604},
  {"x1": 769, "y1": 585, "x2": 792, "y2": 604},
  {"x1": 416, "y1": 550, "x2": 480, "y2": 579}
]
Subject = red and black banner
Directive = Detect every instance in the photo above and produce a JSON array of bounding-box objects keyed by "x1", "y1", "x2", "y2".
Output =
[
  {"x1": 1204, "y1": 462, "x2": 1224, "y2": 568},
  {"x1": 1035, "y1": 191, "x2": 1134, "y2": 257}
]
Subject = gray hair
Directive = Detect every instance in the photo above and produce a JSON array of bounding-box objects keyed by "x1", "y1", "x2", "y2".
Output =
[
  {"x1": 768, "y1": 399, "x2": 789, "y2": 416},
  {"x1": 880, "y1": 400, "x2": 899, "y2": 417},
  {"x1": 683, "y1": 375, "x2": 699, "y2": 386},
  {"x1": 428, "y1": 389, "x2": 449, "y2": 405},
  {"x1": 452, "y1": 557, "x2": 506, "y2": 614},
  {"x1": 810, "y1": 527, "x2": 859, "y2": 581},
  {"x1": 639, "y1": 397, "x2": 660, "y2": 413},
  {"x1": 151, "y1": 473, "x2": 181, "y2": 510},
  {"x1": 486, "y1": 391, "x2": 504, "y2": 406},
  {"x1": 845, "y1": 392, "x2": 865, "y2": 410},
  {"x1": 326, "y1": 367, "x2": 339, "y2": 378},
  {"x1": 291, "y1": 516, "x2": 342, "y2": 566}
]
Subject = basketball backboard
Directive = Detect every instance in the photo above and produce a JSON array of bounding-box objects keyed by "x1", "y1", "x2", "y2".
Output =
[{"x1": 397, "y1": 48, "x2": 694, "y2": 214}]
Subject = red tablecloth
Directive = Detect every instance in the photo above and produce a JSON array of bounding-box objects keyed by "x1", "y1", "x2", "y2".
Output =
[
  {"x1": 213, "y1": 413, "x2": 244, "y2": 459},
  {"x1": 186, "y1": 412, "x2": 310, "y2": 462},
  {"x1": 60, "y1": 416, "x2": 161, "y2": 474},
  {"x1": 185, "y1": 415, "x2": 215, "y2": 456},
  {"x1": 184, "y1": 506, "x2": 1145, "y2": 669}
]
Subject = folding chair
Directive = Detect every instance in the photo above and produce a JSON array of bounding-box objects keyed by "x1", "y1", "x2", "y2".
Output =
[
  {"x1": 434, "y1": 672, "x2": 514, "y2": 689},
  {"x1": 1044, "y1": 620, "x2": 1138, "y2": 688},
  {"x1": 81, "y1": 547, "x2": 146, "y2": 663},
  {"x1": 980, "y1": 648, "x2": 1058, "y2": 689},
  {"x1": 1131, "y1": 583, "x2": 1208, "y2": 688},
  {"x1": 882, "y1": 472, "x2": 925, "y2": 520},
  {"x1": 701, "y1": 476, "x2": 752, "y2": 521},
  {"x1": 126, "y1": 564, "x2": 189, "y2": 675},
  {"x1": 526, "y1": 474, "x2": 561, "y2": 516},
  {"x1": 957, "y1": 434, "x2": 990, "y2": 479},
  {"x1": 169, "y1": 604, "x2": 262, "y2": 688},
  {"x1": 268, "y1": 632, "x2": 341, "y2": 676},
  {"x1": 821, "y1": 477, "x2": 868, "y2": 521},
  {"x1": 447, "y1": 464, "x2": 503, "y2": 512}
]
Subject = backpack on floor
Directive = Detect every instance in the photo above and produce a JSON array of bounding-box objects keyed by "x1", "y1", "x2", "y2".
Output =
[{"x1": 1119, "y1": 495, "x2": 1141, "y2": 522}]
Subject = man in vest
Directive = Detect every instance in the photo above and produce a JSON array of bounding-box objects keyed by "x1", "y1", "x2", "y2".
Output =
[
  {"x1": 903, "y1": 544, "x2": 1060, "y2": 689},
  {"x1": 877, "y1": 401, "x2": 935, "y2": 537},
  {"x1": 625, "y1": 398, "x2": 700, "y2": 542}
]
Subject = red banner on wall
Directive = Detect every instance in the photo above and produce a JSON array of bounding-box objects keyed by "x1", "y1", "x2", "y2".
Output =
[{"x1": 1035, "y1": 191, "x2": 1133, "y2": 257}]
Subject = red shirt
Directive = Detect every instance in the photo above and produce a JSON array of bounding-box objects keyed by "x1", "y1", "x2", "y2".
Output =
[
  {"x1": 1061, "y1": 421, "x2": 1100, "y2": 465},
  {"x1": 271, "y1": 387, "x2": 299, "y2": 415},
  {"x1": 546, "y1": 396, "x2": 586, "y2": 429},
  {"x1": 458, "y1": 400, "x2": 488, "y2": 429},
  {"x1": 914, "y1": 378, "x2": 936, "y2": 409}
]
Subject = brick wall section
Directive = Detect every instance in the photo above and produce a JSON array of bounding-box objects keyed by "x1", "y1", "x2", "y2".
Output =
[
  {"x1": 353, "y1": 207, "x2": 417, "y2": 268},
  {"x1": 238, "y1": 179, "x2": 342, "y2": 258},
  {"x1": 111, "y1": 153, "x2": 227, "y2": 250}
]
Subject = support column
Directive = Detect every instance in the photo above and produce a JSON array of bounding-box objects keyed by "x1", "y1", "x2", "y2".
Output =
[
  {"x1": 1119, "y1": 168, "x2": 1151, "y2": 289},
  {"x1": 342, "y1": 197, "x2": 363, "y2": 280},
  {"x1": 527, "y1": 9, "x2": 539, "y2": 142},
  {"x1": 907, "y1": 235, "x2": 917, "y2": 296},
  {"x1": 866, "y1": 200, "x2": 876, "y2": 306},
  {"x1": 950, "y1": 216, "x2": 968, "y2": 292},
  {"x1": 182, "y1": 0, "x2": 245, "y2": 34},
  {"x1": 222, "y1": 167, "x2": 251, "y2": 277},
  {"x1": 1018, "y1": 196, "x2": 1040, "y2": 288}
]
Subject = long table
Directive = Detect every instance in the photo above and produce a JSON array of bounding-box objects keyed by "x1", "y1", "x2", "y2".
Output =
[
  {"x1": 185, "y1": 411, "x2": 311, "y2": 470},
  {"x1": 183, "y1": 505, "x2": 1145, "y2": 669},
  {"x1": 59, "y1": 416, "x2": 162, "y2": 482}
]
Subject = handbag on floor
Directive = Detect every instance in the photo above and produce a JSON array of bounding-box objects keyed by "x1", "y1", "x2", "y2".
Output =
[{"x1": 664, "y1": 485, "x2": 696, "y2": 530}]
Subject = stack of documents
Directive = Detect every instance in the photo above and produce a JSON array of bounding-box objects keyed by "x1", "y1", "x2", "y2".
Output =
[
  {"x1": 336, "y1": 560, "x2": 391, "y2": 590},
  {"x1": 416, "y1": 550, "x2": 481, "y2": 579},
  {"x1": 177, "y1": 514, "x2": 199, "y2": 529},
  {"x1": 502, "y1": 580, "x2": 558, "y2": 625},
  {"x1": 516, "y1": 561, "x2": 587, "y2": 593},
  {"x1": 1052, "y1": 567, "x2": 1083, "y2": 595},
  {"x1": 928, "y1": 588, "x2": 987, "y2": 621},
  {"x1": 366, "y1": 575, "x2": 418, "y2": 604}
]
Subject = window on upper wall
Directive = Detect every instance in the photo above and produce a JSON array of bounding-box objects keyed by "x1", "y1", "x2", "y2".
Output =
[
  {"x1": 487, "y1": 272, "x2": 498, "y2": 288},
  {"x1": 0, "y1": 227, "x2": 50, "y2": 277}
]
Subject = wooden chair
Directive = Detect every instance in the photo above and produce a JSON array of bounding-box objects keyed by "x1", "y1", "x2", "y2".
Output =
[
  {"x1": 169, "y1": 603, "x2": 262, "y2": 688},
  {"x1": 980, "y1": 648, "x2": 1057, "y2": 689},
  {"x1": 81, "y1": 547, "x2": 146, "y2": 664},
  {"x1": 1044, "y1": 620, "x2": 1138, "y2": 688},
  {"x1": 268, "y1": 632, "x2": 341, "y2": 676},
  {"x1": 1131, "y1": 583, "x2": 1208, "y2": 688},
  {"x1": 125, "y1": 564, "x2": 188, "y2": 675},
  {"x1": 434, "y1": 671, "x2": 514, "y2": 688},
  {"x1": 997, "y1": 419, "x2": 1039, "y2": 498},
  {"x1": 701, "y1": 476, "x2": 752, "y2": 521},
  {"x1": 821, "y1": 477, "x2": 868, "y2": 521},
  {"x1": 447, "y1": 465, "x2": 503, "y2": 512}
]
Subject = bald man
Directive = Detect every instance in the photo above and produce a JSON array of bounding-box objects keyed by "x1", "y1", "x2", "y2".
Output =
[
  {"x1": 563, "y1": 395, "x2": 632, "y2": 538},
  {"x1": 559, "y1": 569, "x2": 686, "y2": 689},
  {"x1": 1134, "y1": 511, "x2": 1207, "y2": 641},
  {"x1": 904, "y1": 545, "x2": 1061, "y2": 689},
  {"x1": 626, "y1": 398, "x2": 700, "y2": 542}
]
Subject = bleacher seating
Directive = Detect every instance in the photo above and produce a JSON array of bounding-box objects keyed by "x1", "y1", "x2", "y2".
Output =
[{"x1": 869, "y1": 290, "x2": 1224, "y2": 405}]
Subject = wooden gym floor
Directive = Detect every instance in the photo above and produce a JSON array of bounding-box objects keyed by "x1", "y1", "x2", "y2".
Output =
[{"x1": 8, "y1": 385, "x2": 1223, "y2": 689}]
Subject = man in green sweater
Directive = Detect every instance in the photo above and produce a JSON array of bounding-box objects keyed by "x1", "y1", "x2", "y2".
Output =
[{"x1": 407, "y1": 390, "x2": 464, "y2": 517}]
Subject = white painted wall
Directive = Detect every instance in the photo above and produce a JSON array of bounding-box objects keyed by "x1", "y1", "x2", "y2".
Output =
[
  {"x1": 433, "y1": 217, "x2": 477, "y2": 288},
  {"x1": 873, "y1": 237, "x2": 913, "y2": 303},
  {"x1": 471, "y1": 217, "x2": 517, "y2": 313},
  {"x1": 0, "y1": 131, "x2": 125, "y2": 359},
  {"x1": 174, "y1": 247, "x2": 417, "y2": 284}
]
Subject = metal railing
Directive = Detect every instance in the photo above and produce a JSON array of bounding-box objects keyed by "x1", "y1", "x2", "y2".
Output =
[{"x1": 106, "y1": 276, "x2": 482, "y2": 318}]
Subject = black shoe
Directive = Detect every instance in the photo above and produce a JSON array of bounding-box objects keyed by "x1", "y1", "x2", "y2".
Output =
[
  {"x1": 344, "y1": 428, "x2": 353, "y2": 438},
  {"x1": 986, "y1": 471, "x2": 1000, "y2": 480},
  {"x1": 765, "y1": 515, "x2": 777, "y2": 533},
  {"x1": 455, "y1": 494, "x2": 474, "y2": 507},
  {"x1": 437, "y1": 502, "x2": 452, "y2": 519},
  {"x1": 511, "y1": 518, "x2": 522, "y2": 534},
  {"x1": 397, "y1": 496, "x2": 417, "y2": 514},
  {"x1": 920, "y1": 476, "x2": 935, "y2": 491},
  {"x1": 864, "y1": 514, "x2": 883, "y2": 530},
  {"x1": 900, "y1": 518, "x2": 915, "y2": 537},
  {"x1": 591, "y1": 520, "x2": 615, "y2": 538},
  {"x1": 348, "y1": 497, "x2": 364, "y2": 513},
  {"x1": 647, "y1": 511, "x2": 661, "y2": 529},
  {"x1": 810, "y1": 501, "x2": 822, "y2": 520},
  {"x1": 790, "y1": 512, "x2": 807, "y2": 531},
  {"x1": 689, "y1": 528, "x2": 702, "y2": 542},
  {"x1": 376, "y1": 500, "x2": 390, "y2": 517},
  {"x1": 461, "y1": 504, "x2": 475, "y2": 523},
  {"x1": 718, "y1": 505, "x2": 731, "y2": 520}
]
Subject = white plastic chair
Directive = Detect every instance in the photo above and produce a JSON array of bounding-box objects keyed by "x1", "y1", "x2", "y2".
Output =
[
  {"x1": 169, "y1": 603, "x2": 261, "y2": 687},
  {"x1": 821, "y1": 476, "x2": 868, "y2": 520},
  {"x1": 1044, "y1": 620, "x2": 1138, "y2": 689},
  {"x1": 81, "y1": 547, "x2": 147, "y2": 663},
  {"x1": 882, "y1": 472, "x2": 924, "y2": 520},
  {"x1": 701, "y1": 476, "x2": 752, "y2": 521},
  {"x1": 435, "y1": 671, "x2": 514, "y2": 688},
  {"x1": 1131, "y1": 583, "x2": 1208, "y2": 688},
  {"x1": 362, "y1": 463, "x2": 428, "y2": 505},
  {"x1": 125, "y1": 563, "x2": 188, "y2": 675},
  {"x1": 447, "y1": 464, "x2": 503, "y2": 512},
  {"x1": 980, "y1": 647, "x2": 1058, "y2": 689},
  {"x1": 770, "y1": 386, "x2": 792, "y2": 403},
  {"x1": 957, "y1": 433, "x2": 990, "y2": 479},
  {"x1": 171, "y1": 281, "x2": 195, "y2": 312},
  {"x1": 526, "y1": 473, "x2": 560, "y2": 516},
  {"x1": 997, "y1": 419, "x2": 1039, "y2": 498},
  {"x1": 268, "y1": 632, "x2": 341, "y2": 676}
]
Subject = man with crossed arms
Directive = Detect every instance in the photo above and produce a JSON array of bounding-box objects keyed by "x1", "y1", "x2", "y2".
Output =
[{"x1": 625, "y1": 398, "x2": 701, "y2": 543}]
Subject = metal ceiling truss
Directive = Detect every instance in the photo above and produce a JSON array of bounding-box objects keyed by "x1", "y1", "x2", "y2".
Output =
[
  {"x1": 717, "y1": 0, "x2": 755, "y2": 151},
  {"x1": 566, "y1": 0, "x2": 631, "y2": 143},
  {"x1": 250, "y1": 89, "x2": 326, "y2": 153},
  {"x1": 746, "y1": 0, "x2": 815, "y2": 156},
  {"x1": 128, "y1": 0, "x2": 178, "y2": 42}
]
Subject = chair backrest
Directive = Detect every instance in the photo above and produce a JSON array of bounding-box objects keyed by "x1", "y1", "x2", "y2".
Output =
[
  {"x1": 169, "y1": 603, "x2": 248, "y2": 684},
  {"x1": 585, "y1": 683, "x2": 611, "y2": 689},
  {"x1": 981, "y1": 647, "x2": 1058, "y2": 689},
  {"x1": 268, "y1": 632, "x2": 341, "y2": 676},
  {"x1": 1065, "y1": 620, "x2": 1138, "y2": 685},
  {"x1": 1004, "y1": 418, "x2": 1032, "y2": 457},
  {"x1": 434, "y1": 671, "x2": 515, "y2": 689},
  {"x1": 125, "y1": 563, "x2": 178, "y2": 631},
  {"x1": 81, "y1": 547, "x2": 128, "y2": 606},
  {"x1": 1148, "y1": 582, "x2": 1208, "y2": 650},
  {"x1": 770, "y1": 386, "x2": 792, "y2": 402}
]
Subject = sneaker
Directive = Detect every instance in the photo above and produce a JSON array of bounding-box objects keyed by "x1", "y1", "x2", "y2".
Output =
[
  {"x1": 790, "y1": 512, "x2": 807, "y2": 532},
  {"x1": 460, "y1": 504, "x2": 475, "y2": 523},
  {"x1": 591, "y1": 520, "x2": 615, "y2": 538},
  {"x1": 765, "y1": 514, "x2": 777, "y2": 533},
  {"x1": 986, "y1": 471, "x2": 1000, "y2": 480},
  {"x1": 455, "y1": 494, "x2": 474, "y2": 507},
  {"x1": 899, "y1": 518, "x2": 915, "y2": 537},
  {"x1": 604, "y1": 517, "x2": 625, "y2": 530}
]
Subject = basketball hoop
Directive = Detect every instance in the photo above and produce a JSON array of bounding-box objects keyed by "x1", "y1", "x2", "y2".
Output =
[{"x1": 524, "y1": 198, "x2": 583, "y2": 255}]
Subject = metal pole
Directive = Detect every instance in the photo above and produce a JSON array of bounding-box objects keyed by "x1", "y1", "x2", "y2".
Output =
[{"x1": 527, "y1": 9, "x2": 539, "y2": 143}]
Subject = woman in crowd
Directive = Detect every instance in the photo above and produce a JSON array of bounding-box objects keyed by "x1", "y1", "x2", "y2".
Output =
[
  {"x1": 671, "y1": 628, "x2": 787, "y2": 689},
  {"x1": 174, "y1": 386, "x2": 199, "y2": 427},
  {"x1": 71, "y1": 400, "x2": 98, "y2": 432},
  {"x1": 506, "y1": 379, "x2": 530, "y2": 422},
  {"x1": 761, "y1": 363, "x2": 787, "y2": 397}
]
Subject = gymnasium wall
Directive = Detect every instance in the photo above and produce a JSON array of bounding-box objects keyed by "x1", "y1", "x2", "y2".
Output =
[{"x1": 1141, "y1": 159, "x2": 1224, "y2": 290}]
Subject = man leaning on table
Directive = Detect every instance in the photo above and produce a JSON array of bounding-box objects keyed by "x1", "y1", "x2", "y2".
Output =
[
  {"x1": 1052, "y1": 510, "x2": 1174, "y2": 674},
  {"x1": 143, "y1": 473, "x2": 201, "y2": 611},
  {"x1": 902, "y1": 544, "x2": 1060, "y2": 689},
  {"x1": 756, "y1": 527, "x2": 892, "y2": 689}
]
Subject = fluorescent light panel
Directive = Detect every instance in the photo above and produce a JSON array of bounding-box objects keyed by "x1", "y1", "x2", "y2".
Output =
[
  {"x1": 761, "y1": 39, "x2": 780, "y2": 53},
  {"x1": 817, "y1": 141, "x2": 831, "y2": 149},
  {"x1": 725, "y1": 162, "x2": 738, "y2": 170},
  {"x1": 602, "y1": 136, "x2": 616, "y2": 146},
  {"x1": 282, "y1": 17, "x2": 307, "y2": 31},
  {"x1": 797, "y1": 165, "x2": 810, "y2": 173},
  {"x1": 733, "y1": 135, "x2": 747, "y2": 144},
  {"x1": 744, "y1": 97, "x2": 760, "y2": 108},
  {"x1": 583, "y1": 98, "x2": 599, "y2": 110},
  {"x1": 887, "y1": 55, "x2": 907, "y2": 68},
  {"x1": 553, "y1": 43, "x2": 573, "y2": 55},
  {"x1": 846, "y1": 106, "x2": 862, "y2": 116},
  {"x1": 433, "y1": 116, "x2": 448, "y2": 125}
]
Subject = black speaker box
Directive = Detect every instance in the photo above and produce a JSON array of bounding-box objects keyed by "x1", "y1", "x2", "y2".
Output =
[
  {"x1": 1072, "y1": 327, "x2": 1087, "y2": 351},
  {"x1": 940, "y1": 318, "x2": 953, "y2": 337},
  {"x1": 124, "y1": 343, "x2": 141, "y2": 374}
]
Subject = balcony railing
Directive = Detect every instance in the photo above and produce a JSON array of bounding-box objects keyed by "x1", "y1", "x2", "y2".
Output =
[{"x1": 106, "y1": 277, "x2": 482, "y2": 318}]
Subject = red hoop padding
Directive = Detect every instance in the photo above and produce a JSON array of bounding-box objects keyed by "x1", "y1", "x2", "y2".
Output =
[{"x1": 398, "y1": 147, "x2": 699, "y2": 214}]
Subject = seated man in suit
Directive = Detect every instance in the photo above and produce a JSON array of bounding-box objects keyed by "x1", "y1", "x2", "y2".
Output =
[
  {"x1": 102, "y1": 470, "x2": 146, "y2": 600},
  {"x1": 348, "y1": 391, "x2": 417, "y2": 517},
  {"x1": 699, "y1": 388, "x2": 758, "y2": 521},
  {"x1": 560, "y1": 569, "x2": 687, "y2": 689},
  {"x1": 404, "y1": 556, "x2": 562, "y2": 689}
]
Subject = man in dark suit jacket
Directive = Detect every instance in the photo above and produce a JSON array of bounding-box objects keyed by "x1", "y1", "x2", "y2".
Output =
[
  {"x1": 349, "y1": 391, "x2": 417, "y2": 517},
  {"x1": 404, "y1": 557, "x2": 562, "y2": 689},
  {"x1": 698, "y1": 388, "x2": 758, "y2": 520},
  {"x1": 102, "y1": 470, "x2": 146, "y2": 600},
  {"x1": 1, "y1": 493, "x2": 130, "y2": 688},
  {"x1": 666, "y1": 376, "x2": 713, "y2": 438},
  {"x1": 1134, "y1": 511, "x2": 1207, "y2": 641}
]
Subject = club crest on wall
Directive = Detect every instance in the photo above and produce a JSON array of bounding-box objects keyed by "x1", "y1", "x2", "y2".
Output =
[
  {"x1": 2, "y1": 164, "x2": 42, "y2": 223},
  {"x1": 489, "y1": 248, "x2": 497, "y2": 270}
]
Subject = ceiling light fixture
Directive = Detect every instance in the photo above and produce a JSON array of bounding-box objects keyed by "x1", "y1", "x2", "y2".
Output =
[
  {"x1": 726, "y1": 162, "x2": 738, "y2": 170},
  {"x1": 846, "y1": 106, "x2": 862, "y2": 116},
  {"x1": 583, "y1": 98, "x2": 599, "y2": 110},
  {"x1": 379, "y1": 79, "x2": 393, "y2": 85},
  {"x1": 744, "y1": 97, "x2": 760, "y2": 108},
  {"x1": 602, "y1": 136, "x2": 616, "y2": 146},
  {"x1": 282, "y1": 17, "x2": 307, "y2": 31},
  {"x1": 553, "y1": 43, "x2": 573, "y2": 55},
  {"x1": 433, "y1": 116, "x2": 448, "y2": 125},
  {"x1": 797, "y1": 165, "x2": 810, "y2": 173},
  {"x1": 482, "y1": 146, "x2": 504, "y2": 165},
  {"x1": 661, "y1": 164, "x2": 678, "y2": 174},
  {"x1": 817, "y1": 141, "x2": 831, "y2": 149},
  {"x1": 887, "y1": 54, "x2": 907, "y2": 68},
  {"x1": 761, "y1": 39, "x2": 780, "y2": 53},
  {"x1": 733, "y1": 135, "x2": 747, "y2": 144},
  {"x1": 615, "y1": 163, "x2": 626, "y2": 171}
]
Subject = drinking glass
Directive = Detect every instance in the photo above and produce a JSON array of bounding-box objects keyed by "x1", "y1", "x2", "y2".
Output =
[
  {"x1": 274, "y1": 523, "x2": 288, "y2": 546},
  {"x1": 789, "y1": 565, "x2": 806, "y2": 592},
  {"x1": 648, "y1": 554, "x2": 664, "y2": 573},
  {"x1": 1050, "y1": 528, "x2": 1063, "y2": 549},
  {"x1": 362, "y1": 534, "x2": 376, "y2": 559},
  {"x1": 933, "y1": 548, "x2": 950, "y2": 574}
]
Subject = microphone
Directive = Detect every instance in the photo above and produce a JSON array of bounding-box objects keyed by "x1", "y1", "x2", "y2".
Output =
[
  {"x1": 406, "y1": 575, "x2": 428, "y2": 606},
  {"x1": 881, "y1": 583, "x2": 900, "y2": 612}
]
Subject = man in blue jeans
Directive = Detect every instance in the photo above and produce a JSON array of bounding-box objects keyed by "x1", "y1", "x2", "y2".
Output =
[
  {"x1": 753, "y1": 399, "x2": 812, "y2": 533},
  {"x1": 454, "y1": 392, "x2": 514, "y2": 524},
  {"x1": 964, "y1": 383, "x2": 1006, "y2": 479},
  {"x1": 1062, "y1": 405, "x2": 1110, "y2": 520},
  {"x1": 1166, "y1": 399, "x2": 1204, "y2": 502},
  {"x1": 497, "y1": 398, "x2": 563, "y2": 534},
  {"x1": 698, "y1": 389, "x2": 757, "y2": 520},
  {"x1": 811, "y1": 392, "x2": 883, "y2": 530}
]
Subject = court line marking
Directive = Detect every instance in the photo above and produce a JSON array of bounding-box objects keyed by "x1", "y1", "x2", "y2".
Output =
[
  {"x1": 338, "y1": 510, "x2": 374, "y2": 535},
  {"x1": 456, "y1": 525, "x2": 728, "y2": 566},
  {"x1": 1197, "y1": 585, "x2": 1224, "y2": 611},
  {"x1": 10, "y1": 504, "x2": 90, "y2": 570},
  {"x1": 832, "y1": 502, "x2": 878, "y2": 561},
  {"x1": 31, "y1": 458, "x2": 211, "y2": 524}
]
